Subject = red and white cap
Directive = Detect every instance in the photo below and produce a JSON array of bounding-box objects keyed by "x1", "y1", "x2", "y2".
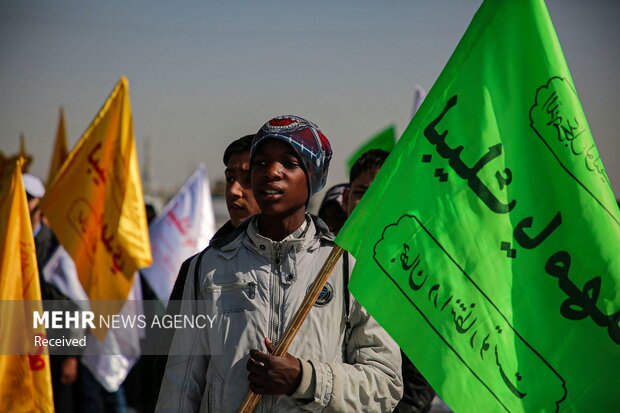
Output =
[{"x1": 251, "y1": 115, "x2": 333, "y2": 198}]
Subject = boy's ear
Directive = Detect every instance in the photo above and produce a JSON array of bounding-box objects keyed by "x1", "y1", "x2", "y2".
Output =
[{"x1": 342, "y1": 186, "x2": 350, "y2": 216}]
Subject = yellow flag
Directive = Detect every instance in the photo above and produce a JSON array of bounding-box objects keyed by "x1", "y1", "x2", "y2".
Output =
[
  {"x1": 0, "y1": 158, "x2": 54, "y2": 412},
  {"x1": 46, "y1": 107, "x2": 69, "y2": 187},
  {"x1": 40, "y1": 77, "x2": 151, "y2": 307}
]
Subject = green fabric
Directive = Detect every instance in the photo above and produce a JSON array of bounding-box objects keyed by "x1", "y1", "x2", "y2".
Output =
[
  {"x1": 335, "y1": 0, "x2": 619, "y2": 412},
  {"x1": 346, "y1": 125, "x2": 396, "y2": 174}
]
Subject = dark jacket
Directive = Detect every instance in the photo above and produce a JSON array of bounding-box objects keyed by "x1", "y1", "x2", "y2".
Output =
[{"x1": 394, "y1": 352, "x2": 435, "y2": 413}]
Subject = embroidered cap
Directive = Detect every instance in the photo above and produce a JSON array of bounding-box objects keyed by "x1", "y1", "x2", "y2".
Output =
[{"x1": 251, "y1": 115, "x2": 333, "y2": 198}]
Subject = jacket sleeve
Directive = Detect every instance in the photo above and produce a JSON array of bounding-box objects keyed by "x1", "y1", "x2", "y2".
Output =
[
  {"x1": 155, "y1": 253, "x2": 210, "y2": 413},
  {"x1": 299, "y1": 301, "x2": 403, "y2": 412}
]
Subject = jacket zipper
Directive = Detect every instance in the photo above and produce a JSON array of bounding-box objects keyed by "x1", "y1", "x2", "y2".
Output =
[
  {"x1": 271, "y1": 242, "x2": 282, "y2": 344},
  {"x1": 268, "y1": 241, "x2": 283, "y2": 413}
]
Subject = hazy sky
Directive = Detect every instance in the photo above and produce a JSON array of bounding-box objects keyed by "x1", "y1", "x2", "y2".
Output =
[{"x1": 1, "y1": 0, "x2": 619, "y2": 197}]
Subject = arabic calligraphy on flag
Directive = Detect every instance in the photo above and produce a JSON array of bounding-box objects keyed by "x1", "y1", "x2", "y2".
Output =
[
  {"x1": 335, "y1": 1, "x2": 620, "y2": 411},
  {"x1": 41, "y1": 77, "x2": 151, "y2": 307},
  {"x1": 0, "y1": 158, "x2": 54, "y2": 412}
]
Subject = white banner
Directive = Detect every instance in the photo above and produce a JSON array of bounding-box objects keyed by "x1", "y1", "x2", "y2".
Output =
[
  {"x1": 42, "y1": 244, "x2": 88, "y2": 305},
  {"x1": 43, "y1": 245, "x2": 144, "y2": 391},
  {"x1": 142, "y1": 165, "x2": 216, "y2": 304},
  {"x1": 412, "y1": 85, "x2": 427, "y2": 118},
  {"x1": 80, "y1": 274, "x2": 143, "y2": 392}
]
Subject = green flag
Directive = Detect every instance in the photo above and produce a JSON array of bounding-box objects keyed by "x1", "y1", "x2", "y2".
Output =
[
  {"x1": 346, "y1": 125, "x2": 396, "y2": 173},
  {"x1": 335, "y1": 1, "x2": 619, "y2": 412}
]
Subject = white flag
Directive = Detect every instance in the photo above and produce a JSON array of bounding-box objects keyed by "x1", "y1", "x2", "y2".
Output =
[
  {"x1": 43, "y1": 244, "x2": 89, "y2": 305},
  {"x1": 80, "y1": 273, "x2": 143, "y2": 392},
  {"x1": 412, "y1": 85, "x2": 427, "y2": 117},
  {"x1": 142, "y1": 165, "x2": 216, "y2": 304},
  {"x1": 43, "y1": 246, "x2": 143, "y2": 391}
]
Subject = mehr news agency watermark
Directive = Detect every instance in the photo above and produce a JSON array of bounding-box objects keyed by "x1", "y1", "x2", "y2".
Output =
[{"x1": 1, "y1": 300, "x2": 223, "y2": 356}]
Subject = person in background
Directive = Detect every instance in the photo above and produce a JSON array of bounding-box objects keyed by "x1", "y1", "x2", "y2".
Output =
[
  {"x1": 223, "y1": 134, "x2": 262, "y2": 228},
  {"x1": 156, "y1": 115, "x2": 403, "y2": 412},
  {"x1": 317, "y1": 183, "x2": 349, "y2": 235},
  {"x1": 123, "y1": 202, "x2": 162, "y2": 413},
  {"x1": 24, "y1": 173, "x2": 56, "y2": 273},
  {"x1": 152, "y1": 134, "x2": 261, "y2": 403},
  {"x1": 167, "y1": 134, "x2": 261, "y2": 303},
  {"x1": 145, "y1": 203, "x2": 157, "y2": 224},
  {"x1": 164, "y1": 134, "x2": 261, "y2": 305},
  {"x1": 24, "y1": 173, "x2": 80, "y2": 413},
  {"x1": 343, "y1": 149, "x2": 436, "y2": 413}
]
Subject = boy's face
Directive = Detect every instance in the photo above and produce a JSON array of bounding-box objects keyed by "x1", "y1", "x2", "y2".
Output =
[
  {"x1": 344, "y1": 168, "x2": 379, "y2": 216},
  {"x1": 225, "y1": 151, "x2": 260, "y2": 226},
  {"x1": 251, "y1": 139, "x2": 308, "y2": 218}
]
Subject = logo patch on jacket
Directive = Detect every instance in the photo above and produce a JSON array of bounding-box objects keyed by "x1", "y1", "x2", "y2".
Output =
[{"x1": 309, "y1": 282, "x2": 334, "y2": 307}]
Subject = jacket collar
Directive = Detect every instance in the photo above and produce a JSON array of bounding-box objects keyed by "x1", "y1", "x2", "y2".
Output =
[
  {"x1": 210, "y1": 213, "x2": 333, "y2": 251},
  {"x1": 245, "y1": 214, "x2": 313, "y2": 261},
  {"x1": 209, "y1": 214, "x2": 334, "y2": 285}
]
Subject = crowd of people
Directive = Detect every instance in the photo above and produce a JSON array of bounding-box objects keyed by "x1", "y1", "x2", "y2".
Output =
[{"x1": 29, "y1": 115, "x2": 445, "y2": 412}]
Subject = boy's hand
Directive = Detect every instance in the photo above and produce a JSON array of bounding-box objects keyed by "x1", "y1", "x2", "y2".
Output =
[{"x1": 246, "y1": 338, "x2": 302, "y2": 395}]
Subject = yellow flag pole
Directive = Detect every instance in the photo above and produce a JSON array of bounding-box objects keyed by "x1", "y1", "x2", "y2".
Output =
[{"x1": 237, "y1": 245, "x2": 345, "y2": 413}]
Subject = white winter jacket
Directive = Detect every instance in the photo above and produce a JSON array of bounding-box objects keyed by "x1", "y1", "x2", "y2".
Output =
[{"x1": 156, "y1": 215, "x2": 403, "y2": 412}]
